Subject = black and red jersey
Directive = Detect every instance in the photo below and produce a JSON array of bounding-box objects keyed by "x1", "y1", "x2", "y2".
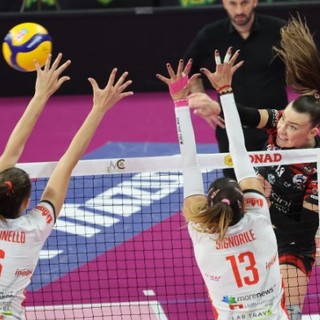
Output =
[{"x1": 256, "y1": 110, "x2": 319, "y2": 257}]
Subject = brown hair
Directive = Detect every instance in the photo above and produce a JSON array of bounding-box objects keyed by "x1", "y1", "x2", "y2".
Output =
[
  {"x1": 273, "y1": 14, "x2": 320, "y2": 95},
  {"x1": 183, "y1": 177, "x2": 244, "y2": 240},
  {"x1": 0, "y1": 167, "x2": 32, "y2": 220},
  {"x1": 291, "y1": 95, "x2": 320, "y2": 128}
]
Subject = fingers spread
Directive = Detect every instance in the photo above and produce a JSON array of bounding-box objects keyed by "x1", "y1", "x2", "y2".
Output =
[
  {"x1": 229, "y1": 49, "x2": 240, "y2": 66},
  {"x1": 114, "y1": 71, "x2": 129, "y2": 89},
  {"x1": 166, "y1": 63, "x2": 175, "y2": 78},
  {"x1": 50, "y1": 52, "x2": 62, "y2": 70},
  {"x1": 177, "y1": 59, "x2": 184, "y2": 75},
  {"x1": 56, "y1": 59, "x2": 71, "y2": 75},
  {"x1": 106, "y1": 68, "x2": 117, "y2": 88},
  {"x1": 44, "y1": 53, "x2": 52, "y2": 70},
  {"x1": 88, "y1": 77, "x2": 98, "y2": 91},
  {"x1": 214, "y1": 50, "x2": 222, "y2": 66},
  {"x1": 156, "y1": 73, "x2": 170, "y2": 84},
  {"x1": 232, "y1": 60, "x2": 244, "y2": 74},
  {"x1": 57, "y1": 76, "x2": 70, "y2": 88},
  {"x1": 118, "y1": 79, "x2": 132, "y2": 93},
  {"x1": 183, "y1": 58, "x2": 193, "y2": 75},
  {"x1": 223, "y1": 51, "x2": 232, "y2": 63},
  {"x1": 200, "y1": 67, "x2": 210, "y2": 77}
]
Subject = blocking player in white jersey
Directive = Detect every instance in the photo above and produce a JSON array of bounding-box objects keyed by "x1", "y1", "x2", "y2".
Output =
[
  {"x1": 156, "y1": 48, "x2": 289, "y2": 319},
  {"x1": 0, "y1": 53, "x2": 133, "y2": 319}
]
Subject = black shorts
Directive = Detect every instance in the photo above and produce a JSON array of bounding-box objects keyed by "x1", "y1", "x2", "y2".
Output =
[
  {"x1": 279, "y1": 252, "x2": 315, "y2": 277},
  {"x1": 277, "y1": 238, "x2": 316, "y2": 277}
]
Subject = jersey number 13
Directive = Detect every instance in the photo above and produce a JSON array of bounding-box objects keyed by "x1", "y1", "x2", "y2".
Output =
[{"x1": 226, "y1": 251, "x2": 259, "y2": 288}]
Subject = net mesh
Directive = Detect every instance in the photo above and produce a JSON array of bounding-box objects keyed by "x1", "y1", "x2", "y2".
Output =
[{"x1": 20, "y1": 149, "x2": 319, "y2": 319}]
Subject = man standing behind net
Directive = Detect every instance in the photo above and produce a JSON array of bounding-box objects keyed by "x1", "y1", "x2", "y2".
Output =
[{"x1": 183, "y1": 0, "x2": 288, "y2": 179}]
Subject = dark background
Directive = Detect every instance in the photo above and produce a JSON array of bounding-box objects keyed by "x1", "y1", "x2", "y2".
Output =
[
  {"x1": 0, "y1": 0, "x2": 319, "y2": 96},
  {"x1": 2, "y1": 1, "x2": 315, "y2": 11}
]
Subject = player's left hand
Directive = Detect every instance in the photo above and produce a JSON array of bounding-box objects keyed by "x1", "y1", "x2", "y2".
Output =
[
  {"x1": 200, "y1": 47, "x2": 243, "y2": 92},
  {"x1": 88, "y1": 68, "x2": 133, "y2": 112},
  {"x1": 34, "y1": 53, "x2": 71, "y2": 99},
  {"x1": 156, "y1": 59, "x2": 200, "y2": 101}
]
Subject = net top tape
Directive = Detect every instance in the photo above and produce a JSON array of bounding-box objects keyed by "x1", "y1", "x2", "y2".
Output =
[{"x1": 16, "y1": 149, "x2": 320, "y2": 179}]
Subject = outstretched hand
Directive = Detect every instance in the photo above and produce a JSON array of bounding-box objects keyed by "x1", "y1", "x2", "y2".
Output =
[
  {"x1": 156, "y1": 59, "x2": 200, "y2": 101},
  {"x1": 201, "y1": 47, "x2": 243, "y2": 92},
  {"x1": 88, "y1": 68, "x2": 133, "y2": 112},
  {"x1": 188, "y1": 92, "x2": 225, "y2": 129},
  {"x1": 0, "y1": 53, "x2": 72, "y2": 172},
  {"x1": 34, "y1": 53, "x2": 71, "y2": 99}
]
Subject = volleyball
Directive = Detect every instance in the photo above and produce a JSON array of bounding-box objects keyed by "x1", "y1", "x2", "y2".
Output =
[{"x1": 2, "y1": 22, "x2": 52, "y2": 72}]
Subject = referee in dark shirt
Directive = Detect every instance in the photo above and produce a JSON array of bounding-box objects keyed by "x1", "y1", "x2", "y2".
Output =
[{"x1": 183, "y1": 0, "x2": 288, "y2": 179}]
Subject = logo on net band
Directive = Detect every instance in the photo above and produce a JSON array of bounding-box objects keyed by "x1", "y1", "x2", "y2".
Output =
[
  {"x1": 107, "y1": 159, "x2": 126, "y2": 173},
  {"x1": 224, "y1": 153, "x2": 282, "y2": 167}
]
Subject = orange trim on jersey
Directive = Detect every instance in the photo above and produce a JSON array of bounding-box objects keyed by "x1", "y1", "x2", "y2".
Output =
[
  {"x1": 211, "y1": 303, "x2": 219, "y2": 319},
  {"x1": 207, "y1": 287, "x2": 219, "y2": 319}
]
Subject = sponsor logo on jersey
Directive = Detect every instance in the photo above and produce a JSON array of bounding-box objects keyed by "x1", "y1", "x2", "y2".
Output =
[
  {"x1": 292, "y1": 174, "x2": 307, "y2": 190},
  {"x1": 236, "y1": 286, "x2": 274, "y2": 302},
  {"x1": 222, "y1": 295, "x2": 244, "y2": 309},
  {"x1": 0, "y1": 291, "x2": 13, "y2": 300},
  {"x1": 270, "y1": 191, "x2": 292, "y2": 214},
  {"x1": 15, "y1": 268, "x2": 32, "y2": 277},
  {"x1": 0, "y1": 301, "x2": 13, "y2": 317},
  {"x1": 245, "y1": 198, "x2": 263, "y2": 207},
  {"x1": 265, "y1": 253, "x2": 277, "y2": 270},
  {"x1": 230, "y1": 308, "x2": 273, "y2": 320},
  {"x1": 204, "y1": 273, "x2": 221, "y2": 281},
  {"x1": 302, "y1": 165, "x2": 315, "y2": 175},
  {"x1": 36, "y1": 205, "x2": 53, "y2": 224},
  {"x1": 223, "y1": 288, "x2": 275, "y2": 318}
]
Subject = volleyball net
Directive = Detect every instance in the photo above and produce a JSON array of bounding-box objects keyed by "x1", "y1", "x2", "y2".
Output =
[{"x1": 20, "y1": 149, "x2": 320, "y2": 319}]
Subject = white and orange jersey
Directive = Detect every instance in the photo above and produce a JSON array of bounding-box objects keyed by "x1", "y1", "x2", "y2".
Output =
[
  {"x1": 188, "y1": 191, "x2": 289, "y2": 320},
  {"x1": 0, "y1": 201, "x2": 55, "y2": 320}
]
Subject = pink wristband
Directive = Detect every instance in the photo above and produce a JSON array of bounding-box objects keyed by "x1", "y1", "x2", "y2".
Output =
[
  {"x1": 169, "y1": 75, "x2": 189, "y2": 95},
  {"x1": 174, "y1": 99, "x2": 188, "y2": 107}
]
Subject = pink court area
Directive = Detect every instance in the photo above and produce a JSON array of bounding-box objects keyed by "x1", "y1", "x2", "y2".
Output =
[
  {"x1": 0, "y1": 92, "x2": 216, "y2": 163},
  {"x1": 0, "y1": 89, "x2": 300, "y2": 163}
]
